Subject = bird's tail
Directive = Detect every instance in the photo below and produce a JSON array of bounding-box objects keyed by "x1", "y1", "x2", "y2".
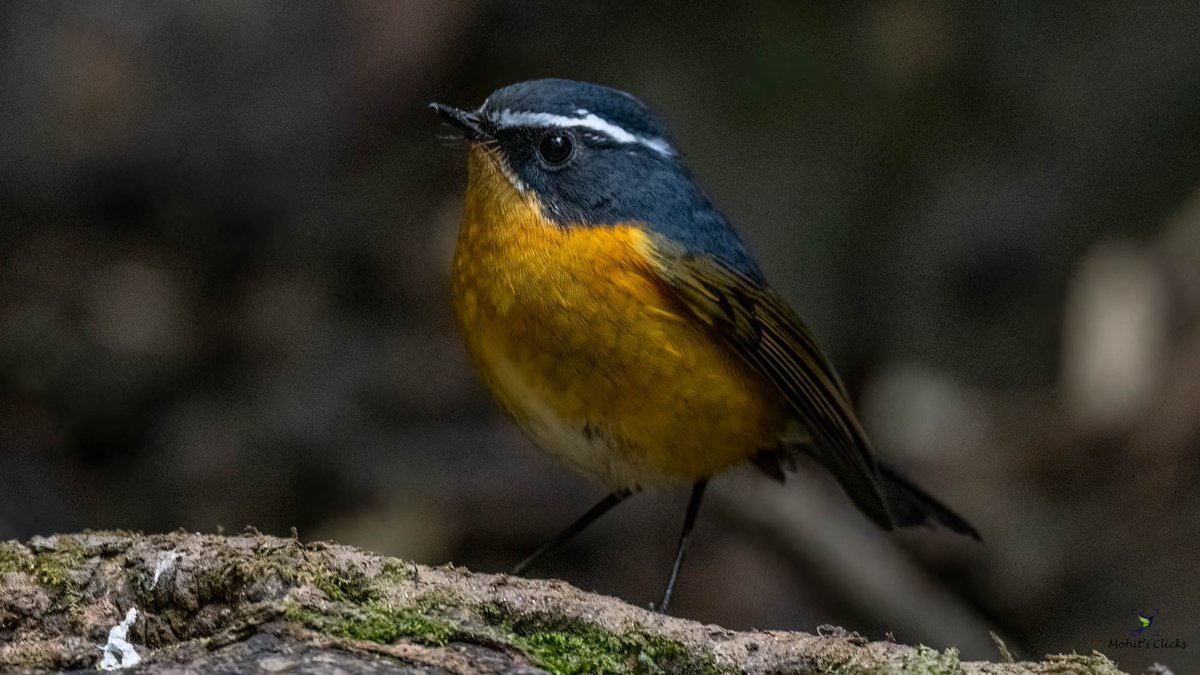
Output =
[
  {"x1": 877, "y1": 460, "x2": 980, "y2": 539},
  {"x1": 752, "y1": 447, "x2": 980, "y2": 539}
]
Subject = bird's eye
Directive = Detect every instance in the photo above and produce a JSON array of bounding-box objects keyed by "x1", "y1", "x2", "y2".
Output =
[{"x1": 538, "y1": 132, "x2": 574, "y2": 165}]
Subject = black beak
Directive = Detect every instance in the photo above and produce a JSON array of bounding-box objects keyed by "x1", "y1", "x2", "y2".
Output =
[{"x1": 430, "y1": 103, "x2": 489, "y2": 141}]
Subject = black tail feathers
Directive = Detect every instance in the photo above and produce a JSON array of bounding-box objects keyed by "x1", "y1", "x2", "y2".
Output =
[
  {"x1": 752, "y1": 447, "x2": 980, "y2": 539},
  {"x1": 877, "y1": 460, "x2": 980, "y2": 539}
]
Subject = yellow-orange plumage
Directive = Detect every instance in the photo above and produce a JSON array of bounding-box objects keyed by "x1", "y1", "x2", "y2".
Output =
[{"x1": 453, "y1": 146, "x2": 789, "y2": 489}]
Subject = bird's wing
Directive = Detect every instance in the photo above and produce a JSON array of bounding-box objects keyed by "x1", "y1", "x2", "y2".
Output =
[{"x1": 637, "y1": 233, "x2": 892, "y2": 528}]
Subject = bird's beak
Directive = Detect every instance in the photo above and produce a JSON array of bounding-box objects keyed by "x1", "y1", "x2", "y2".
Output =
[{"x1": 430, "y1": 103, "x2": 489, "y2": 141}]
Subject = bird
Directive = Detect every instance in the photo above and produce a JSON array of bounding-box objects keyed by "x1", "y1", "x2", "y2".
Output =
[
  {"x1": 431, "y1": 78, "x2": 978, "y2": 613},
  {"x1": 1136, "y1": 614, "x2": 1154, "y2": 633}
]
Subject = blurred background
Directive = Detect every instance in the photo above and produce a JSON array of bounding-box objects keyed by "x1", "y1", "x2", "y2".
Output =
[{"x1": 2, "y1": 1, "x2": 1199, "y2": 671}]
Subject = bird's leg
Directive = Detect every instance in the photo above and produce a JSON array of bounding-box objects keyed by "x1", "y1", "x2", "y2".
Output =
[
  {"x1": 510, "y1": 489, "x2": 634, "y2": 575},
  {"x1": 657, "y1": 479, "x2": 708, "y2": 614}
]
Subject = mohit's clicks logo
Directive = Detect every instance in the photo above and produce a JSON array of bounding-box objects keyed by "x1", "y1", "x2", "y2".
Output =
[{"x1": 1108, "y1": 609, "x2": 1186, "y2": 650}]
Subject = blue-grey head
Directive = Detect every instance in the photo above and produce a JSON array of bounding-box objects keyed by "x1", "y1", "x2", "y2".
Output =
[{"x1": 432, "y1": 78, "x2": 758, "y2": 272}]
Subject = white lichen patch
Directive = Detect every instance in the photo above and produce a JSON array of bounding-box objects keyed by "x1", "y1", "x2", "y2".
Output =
[
  {"x1": 151, "y1": 550, "x2": 182, "y2": 589},
  {"x1": 98, "y1": 607, "x2": 141, "y2": 670}
]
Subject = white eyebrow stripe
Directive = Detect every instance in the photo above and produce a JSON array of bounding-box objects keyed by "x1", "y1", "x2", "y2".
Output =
[{"x1": 492, "y1": 109, "x2": 675, "y2": 157}]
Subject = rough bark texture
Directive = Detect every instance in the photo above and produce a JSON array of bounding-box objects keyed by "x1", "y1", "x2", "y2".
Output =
[{"x1": 0, "y1": 532, "x2": 1125, "y2": 674}]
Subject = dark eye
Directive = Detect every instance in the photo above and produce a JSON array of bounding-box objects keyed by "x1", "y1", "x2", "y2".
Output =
[{"x1": 538, "y1": 132, "x2": 574, "y2": 165}]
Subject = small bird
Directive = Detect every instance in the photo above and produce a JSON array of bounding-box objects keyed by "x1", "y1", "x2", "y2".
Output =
[
  {"x1": 432, "y1": 79, "x2": 978, "y2": 613},
  {"x1": 1137, "y1": 614, "x2": 1153, "y2": 633}
]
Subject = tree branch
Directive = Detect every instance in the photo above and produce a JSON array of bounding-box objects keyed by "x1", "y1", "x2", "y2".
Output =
[{"x1": 0, "y1": 532, "x2": 1127, "y2": 674}]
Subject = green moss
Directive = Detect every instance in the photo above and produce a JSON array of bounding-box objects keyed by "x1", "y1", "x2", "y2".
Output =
[
  {"x1": 902, "y1": 646, "x2": 963, "y2": 675},
  {"x1": 0, "y1": 541, "x2": 34, "y2": 575},
  {"x1": 412, "y1": 587, "x2": 463, "y2": 611},
  {"x1": 289, "y1": 596, "x2": 719, "y2": 673},
  {"x1": 185, "y1": 546, "x2": 384, "y2": 608},
  {"x1": 815, "y1": 644, "x2": 962, "y2": 675},
  {"x1": 1043, "y1": 652, "x2": 1125, "y2": 675},
  {"x1": 813, "y1": 653, "x2": 871, "y2": 675},
  {"x1": 0, "y1": 536, "x2": 89, "y2": 627},
  {"x1": 477, "y1": 602, "x2": 726, "y2": 675},
  {"x1": 345, "y1": 604, "x2": 458, "y2": 646},
  {"x1": 304, "y1": 564, "x2": 379, "y2": 605},
  {"x1": 379, "y1": 560, "x2": 413, "y2": 582},
  {"x1": 278, "y1": 548, "x2": 392, "y2": 605},
  {"x1": 276, "y1": 554, "x2": 450, "y2": 644},
  {"x1": 305, "y1": 556, "x2": 418, "y2": 604},
  {"x1": 30, "y1": 537, "x2": 86, "y2": 610},
  {"x1": 520, "y1": 628, "x2": 700, "y2": 675},
  {"x1": 192, "y1": 556, "x2": 262, "y2": 605},
  {"x1": 284, "y1": 601, "x2": 459, "y2": 646}
]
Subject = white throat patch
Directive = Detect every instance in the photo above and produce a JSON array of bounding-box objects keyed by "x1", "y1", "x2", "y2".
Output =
[{"x1": 490, "y1": 108, "x2": 675, "y2": 158}]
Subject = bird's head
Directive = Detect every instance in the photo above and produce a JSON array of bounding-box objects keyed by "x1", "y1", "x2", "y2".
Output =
[{"x1": 432, "y1": 79, "x2": 700, "y2": 230}]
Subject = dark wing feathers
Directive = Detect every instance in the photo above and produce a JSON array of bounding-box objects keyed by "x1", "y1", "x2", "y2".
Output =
[{"x1": 639, "y1": 235, "x2": 894, "y2": 529}]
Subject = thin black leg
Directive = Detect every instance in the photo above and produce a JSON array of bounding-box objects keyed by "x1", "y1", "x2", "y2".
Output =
[
  {"x1": 511, "y1": 489, "x2": 634, "y2": 575},
  {"x1": 657, "y1": 479, "x2": 708, "y2": 613}
]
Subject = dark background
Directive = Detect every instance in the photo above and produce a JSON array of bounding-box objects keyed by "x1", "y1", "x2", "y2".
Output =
[{"x1": 2, "y1": 2, "x2": 1199, "y2": 671}]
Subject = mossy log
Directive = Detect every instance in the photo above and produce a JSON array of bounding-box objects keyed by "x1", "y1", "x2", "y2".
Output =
[{"x1": 0, "y1": 532, "x2": 1125, "y2": 674}]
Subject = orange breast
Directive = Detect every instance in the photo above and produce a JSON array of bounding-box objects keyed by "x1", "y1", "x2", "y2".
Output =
[{"x1": 451, "y1": 146, "x2": 788, "y2": 489}]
